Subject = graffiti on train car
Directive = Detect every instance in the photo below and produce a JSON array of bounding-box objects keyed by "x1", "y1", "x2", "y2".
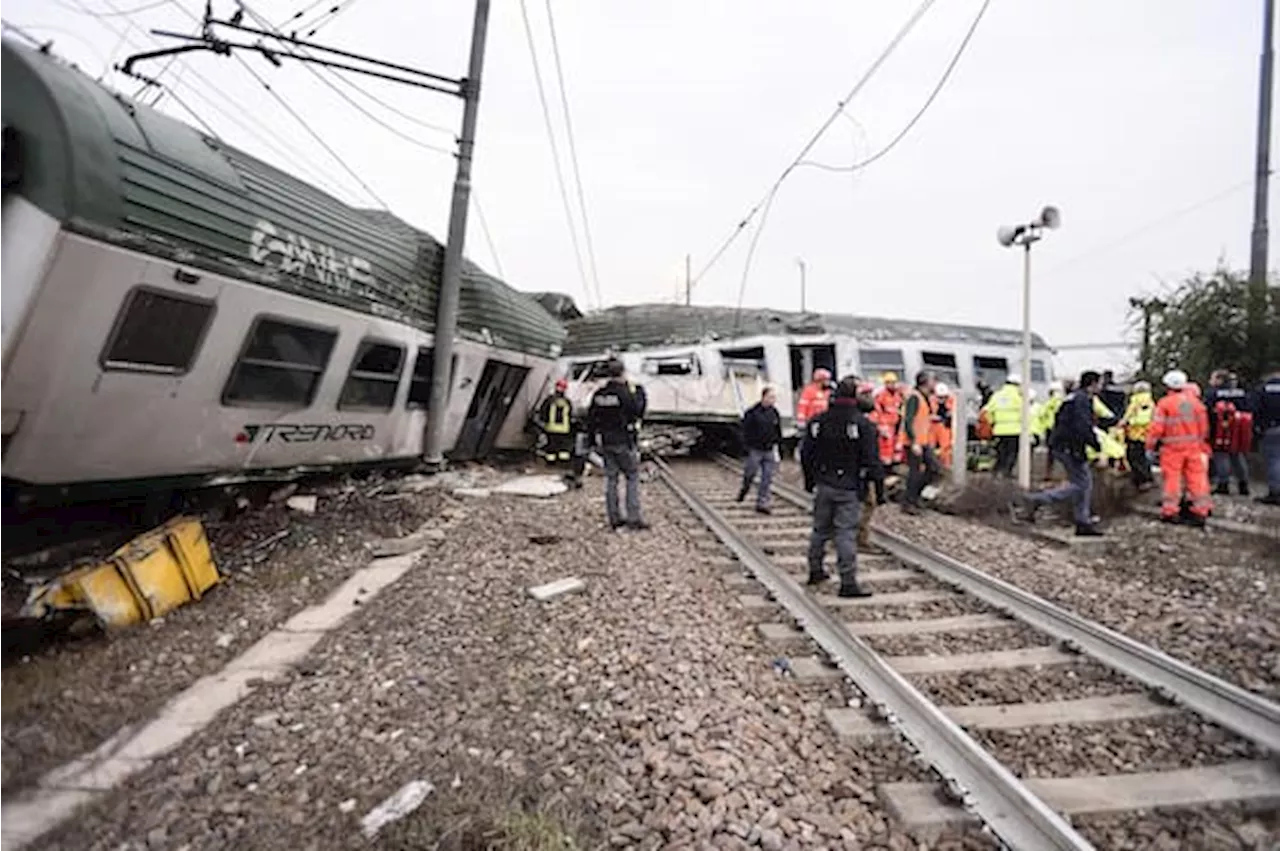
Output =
[
  {"x1": 235, "y1": 423, "x2": 377, "y2": 444},
  {"x1": 249, "y1": 219, "x2": 376, "y2": 293}
]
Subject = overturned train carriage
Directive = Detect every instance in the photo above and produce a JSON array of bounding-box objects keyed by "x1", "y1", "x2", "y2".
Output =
[
  {"x1": 550, "y1": 303, "x2": 1055, "y2": 443},
  {"x1": 1, "y1": 41, "x2": 564, "y2": 505}
]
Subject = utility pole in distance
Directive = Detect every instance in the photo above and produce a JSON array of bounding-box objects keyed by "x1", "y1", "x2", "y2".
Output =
[
  {"x1": 423, "y1": 0, "x2": 492, "y2": 469},
  {"x1": 1248, "y1": 0, "x2": 1275, "y2": 374},
  {"x1": 685, "y1": 253, "x2": 692, "y2": 306},
  {"x1": 1128, "y1": 296, "x2": 1166, "y2": 379},
  {"x1": 797, "y1": 258, "x2": 807, "y2": 313}
]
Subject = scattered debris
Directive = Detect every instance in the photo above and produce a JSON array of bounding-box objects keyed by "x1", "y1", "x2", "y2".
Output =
[
  {"x1": 492, "y1": 475, "x2": 568, "y2": 498},
  {"x1": 268, "y1": 484, "x2": 299, "y2": 503},
  {"x1": 527, "y1": 577, "x2": 586, "y2": 602},
  {"x1": 360, "y1": 779, "x2": 434, "y2": 839},
  {"x1": 452, "y1": 488, "x2": 492, "y2": 499},
  {"x1": 338, "y1": 799, "x2": 357, "y2": 814},
  {"x1": 20, "y1": 517, "x2": 220, "y2": 629},
  {"x1": 285, "y1": 495, "x2": 318, "y2": 514},
  {"x1": 528, "y1": 534, "x2": 561, "y2": 546},
  {"x1": 215, "y1": 633, "x2": 234, "y2": 649}
]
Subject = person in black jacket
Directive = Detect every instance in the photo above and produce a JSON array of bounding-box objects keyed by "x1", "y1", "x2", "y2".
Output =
[
  {"x1": 586, "y1": 359, "x2": 648, "y2": 530},
  {"x1": 801, "y1": 376, "x2": 883, "y2": 598},
  {"x1": 737, "y1": 386, "x2": 782, "y2": 513},
  {"x1": 1015, "y1": 370, "x2": 1103, "y2": 536},
  {"x1": 1098, "y1": 370, "x2": 1127, "y2": 429}
]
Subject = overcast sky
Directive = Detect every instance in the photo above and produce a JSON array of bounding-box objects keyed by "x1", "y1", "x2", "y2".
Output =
[{"x1": 6, "y1": 0, "x2": 1274, "y2": 374}]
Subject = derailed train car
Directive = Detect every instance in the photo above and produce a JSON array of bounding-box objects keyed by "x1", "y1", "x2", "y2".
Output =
[
  {"x1": 549, "y1": 303, "x2": 1055, "y2": 442},
  {"x1": 1, "y1": 41, "x2": 564, "y2": 506}
]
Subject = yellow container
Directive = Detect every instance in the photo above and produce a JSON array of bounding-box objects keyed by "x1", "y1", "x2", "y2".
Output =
[{"x1": 24, "y1": 516, "x2": 220, "y2": 627}]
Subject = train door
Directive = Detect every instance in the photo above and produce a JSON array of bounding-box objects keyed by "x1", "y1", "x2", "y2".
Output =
[
  {"x1": 788, "y1": 344, "x2": 836, "y2": 393},
  {"x1": 452, "y1": 360, "x2": 529, "y2": 461}
]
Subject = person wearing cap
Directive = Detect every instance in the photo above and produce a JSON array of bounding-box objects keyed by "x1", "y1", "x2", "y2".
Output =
[
  {"x1": 795, "y1": 368, "x2": 833, "y2": 430},
  {"x1": 1121, "y1": 380, "x2": 1156, "y2": 490},
  {"x1": 1015, "y1": 371, "x2": 1104, "y2": 536},
  {"x1": 1146, "y1": 369, "x2": 1212, "y2": 526},
  {"x1": 801, "y1": 376, "x2": 882, "y2": 597},
  {"x1": 872, "y1": 371, "x2": 905, "y2": 467},
  {"x1": 737, "y1": 385, "x2": 783, "y2": 514},
  {"x1": 537, "y1": 378, "x2": 574, "y2": 465},
  {"x1": 982, "y1": 373, "x2": 1026, "y2": 477}
]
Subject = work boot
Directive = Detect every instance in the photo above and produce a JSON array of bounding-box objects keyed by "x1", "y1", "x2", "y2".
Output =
[
  {"x1": 1184, "y1": 514, "x2": 1207, "y2": 529},
  {"x1": 609, "y1": 519, "x2": 626, "y2": 530},
  {"x1": 837, "y1": 583, "x2": 873, "y2": 599},
  {"x1": 1256, "y1": 492, "x2": 1280, "y2": 506},
  {"x1": 755, "y1": 505, "x2": 772, "y2": 515},
  {"x1": 1160, "y1": 514, "x2": 1181, "y2": 525},
  {"x1": 1239, "y1": 482, "x2": 1250, "y2": 496},
  {"x1": 627, "y1": 519, "x2": 650, "y2": 531},
  {"x1": 1010, "y1": 497, "x2": 1038, "y2": 524},
  {"x1": 735, "y1": 484, "x2": 749, "y2": 503},
  {"x1": 806, "y1": 570, "x2": 830, "y2": 586},
  {"x1": 1074, "y1": 524, "x2": 1103, "y2": 537},
  {"x1": 1213, "y1": 483, "x2": 1229, "y2": 496}
]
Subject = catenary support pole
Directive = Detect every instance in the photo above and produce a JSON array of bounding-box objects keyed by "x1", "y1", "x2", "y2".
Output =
[
  {"x1": 423, "y1": 0, "x2": 492, "y2": 469},
  {"x1": 685, "y1": 253, "x2": 692, "y2": 305},
  {"x1": 952, "y1": 389, "x2": 968, "y2": 487},
  {"x1": 798, "y1": 258, "x2": 807, "y2": 313},
  {"x1": 1248, "y1": 0, "x2": 1274, "y2": 365},
  {"x1": 1017, "y1": 241, "x2": 1033, "y2": 490}
]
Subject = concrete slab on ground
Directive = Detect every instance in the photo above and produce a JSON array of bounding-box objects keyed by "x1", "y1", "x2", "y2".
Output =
[
  {"x1": 817, "y1": 589, "x2": 955, "y2": 609},
  {"x1": 845, "y1": 613, "x2": 1008, "y2": 637},
  {"x1": 788, "y1": 656, "x2": 843, "y2": 682},
  {"x1": 881, "y1": 760, "x2": 1280, "y2": 830},
  {"x1": 528, "y1": 577, "x2": 586, "y2": 601},
  {"x1": 493, "y1": 474, "x2": 568, "y2": 498}
]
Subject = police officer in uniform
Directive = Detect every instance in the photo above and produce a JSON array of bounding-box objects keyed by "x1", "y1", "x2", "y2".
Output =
[
  {"x1": 801, "y1": 376, "x2": 882, "y2": 598},
  {"x1": 587, "y1": 359, "x2": 649, "y2": 529},
  {"x1": 1254, "y1": 368, "x2": 1280, "y2": 505}
]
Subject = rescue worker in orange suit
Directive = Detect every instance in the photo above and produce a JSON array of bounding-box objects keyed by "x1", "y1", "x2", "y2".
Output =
[
  {"x1": 872, "y1": 372, "x2": 905, "y2": 467},
  {"x1": 901, "y1": 371, "x2": 939, "y2": 515},
  {"x1": 795, "y1": 368, "x2": 833, "y2": 430},
  {"x1": 1147, "y1": 369, "x2": 1213, "y2": 527},
  {"x1": 537, "y1": 379, "x2": 574, "y2": 465},
  {"x1": 931, "y1": 382, "x2": 954, "y2": 471},
  {"x1": 1206, "y1": 369, "x2": 1251, "y2": 496}
]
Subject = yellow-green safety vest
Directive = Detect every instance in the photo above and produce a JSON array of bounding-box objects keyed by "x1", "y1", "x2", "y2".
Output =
[
  {"x1": 982, "y1": 384, "x2": 1024, "y2": 436},
  {"x1": 545, "y1": 397, "x2": 572, "y2": 434}
]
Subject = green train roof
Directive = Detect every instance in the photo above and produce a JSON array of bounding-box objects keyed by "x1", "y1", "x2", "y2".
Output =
[
  {"x1": 1, "y1": 40, "x2": 565, "y2": 357},
  {"x1": 562, "y1": 303, "x2": 1052, "y2": 356}
]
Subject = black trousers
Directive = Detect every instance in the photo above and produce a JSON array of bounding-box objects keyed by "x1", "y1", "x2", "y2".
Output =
[
  {"x1": 1126, "y1": 439, "x2": 1152, "y2": 486},
  {"x1": 905, "y1": 446, "x2": 940, "y2": 507},
  {"x1": 993, "y1": 436, "x2": 1019, "y2": 477}
]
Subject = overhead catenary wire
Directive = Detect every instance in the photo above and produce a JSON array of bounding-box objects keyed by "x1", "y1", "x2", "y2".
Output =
[
  {"x1": 296, "y1": 0, "x2": 356, "y2": 39},
  {"x1": 797, "y1": 0, "x2": 993, "y2": 175},
  {"x1": 470, "y1": 192, "x2": 505, "y2": 278},
  {"x1": 691, "y1": 0, "x2": 938, "y2": 293},
  {"x1": 53, "y1": 0, "x2": 172, "y2": 16},
  {"x1": 518, "y1": 0, "x2": 593, "y2": 309},
  {"x1": 544, "y1": 0, "x2": 604, "y2": 307}
]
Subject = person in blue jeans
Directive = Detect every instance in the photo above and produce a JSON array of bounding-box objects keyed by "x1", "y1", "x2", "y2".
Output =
[
  {"x1": 737, "y1": 386, "x2": 782, "y2": 514},
  {"x1": 1014, "y1": 370, "x2": 1104, "y2": 536},
  {"x1": 1254, "y1": 369, "x2": 1280, "y2": 505}
]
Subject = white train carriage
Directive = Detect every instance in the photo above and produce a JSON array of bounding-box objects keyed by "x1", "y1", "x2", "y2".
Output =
[
  {"x1": 1, "y1": 41, "x2": 563, "y2": 504},
  {"x1": 553, "y1": 304, "x2": 1055, "y2": 436}
]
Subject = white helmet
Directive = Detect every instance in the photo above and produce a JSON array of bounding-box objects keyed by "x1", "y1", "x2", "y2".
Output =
[
  {"x1": 1162, "y1": 369, "x2": 1188, "y2": 390},
  {"x1": 1049, "y1": 379, "x2": 1065, "y2": 395},
  {"x1": 1006, "y1": 373, "x2": 1022, "y2": 385},
  {"x1": 935, "y1": 382, "x2": 950, "y2": 397},
  {"x1": 1028, "y1": 388, "x2": 1038, "y2": 401}
]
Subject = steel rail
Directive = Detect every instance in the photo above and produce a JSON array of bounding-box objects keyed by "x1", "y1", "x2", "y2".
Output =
[
  {"x1": 655, "y1": 457, "x2": 1096, "y2": 851},
  {"x1": 710, "y1": 456, "x2": 1280, "y2": 755}
]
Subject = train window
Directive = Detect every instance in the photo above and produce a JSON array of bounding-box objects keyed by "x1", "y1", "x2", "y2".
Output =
[
  {"x1": 102, "y1": 288, "x2": 215, "y2": 374},
  {"x1": 643, "y1": 354, "x2": 701, "y2": 377},
  {"x1": 339, "y1": 340, "x2": 405, "y2": 411},
  {"x1": 1031, "y1": 360, "x2": 1047, "y2": 383},
  {"x1": 407, "y1": 347, "x2": 458, "y2": 408},
  {"x1": 570, "y1": 360, "x2": 613, "y2": 381},
  {"x1": 972, "y1": 355, "x2": 1009, "y2": 389},
  {"x1": 921, "y1": 351, "x2": 960, "y2": 387},
  {"x1": 858, "y1": 349, "x2": 905, "y2": 377},
  {"x1": 223, "y1": 318, "x2": 337, "y2": 407}
]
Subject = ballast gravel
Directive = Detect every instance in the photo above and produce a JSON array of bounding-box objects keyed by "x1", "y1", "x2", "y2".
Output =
[
  {"x1": 2, "y1": 477, "x2": 443, "y2": 792},
  {"x1": 909, "y1": 663, "x2": 1138, "y2": 707},
  {"x1": 863, "y1": 623, "x2": 1053, "y2": 658},
  {"x1": 39, "y1": 477, "x2": 996, "y2": 851}
]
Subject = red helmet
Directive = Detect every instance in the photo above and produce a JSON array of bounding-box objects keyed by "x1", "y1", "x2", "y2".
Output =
[{"x1": 554, "y1": 378, "x2": 569, "y2": 392}]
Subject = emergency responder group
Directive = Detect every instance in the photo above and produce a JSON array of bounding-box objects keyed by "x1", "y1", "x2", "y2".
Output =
[{"x1": 536, "y1": 358, "x2": 1280, "y2": 539}]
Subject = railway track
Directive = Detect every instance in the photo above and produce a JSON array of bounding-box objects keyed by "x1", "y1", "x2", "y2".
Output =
[{"x1": 656, "y1": 456, "x2": 1280, "y2": 850}]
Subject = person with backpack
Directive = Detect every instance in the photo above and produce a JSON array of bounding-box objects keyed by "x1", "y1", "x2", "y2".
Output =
[{"x1": 1014, "y1": 371, "x2": 1104, "y2": 536}]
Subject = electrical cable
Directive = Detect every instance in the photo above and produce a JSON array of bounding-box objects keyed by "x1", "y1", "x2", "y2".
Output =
[
  {"x1": 298, "y1": 0, "x2": 356, "y2": 38},
  {"x1": 690, "y1": 0, "x2": 938, "y2": 292},
  {"x1": 797, "y1": 0, "x2": 993, "y2": 174},
  {"x1": 544, "y1": 0, "x2": 604, "y2": 308},
  {"x1": 53, "y1": 0, "x2": 171, "y2": 16},
  {"x1": 518, "y1": 0, "x2": 593, "y2": 309},
  {"x1": 276, "y1": 0, "x2": 327, "y2": 31},
  {"x1": 471, "y1": 192, "x2": 505, "y2": 278}
]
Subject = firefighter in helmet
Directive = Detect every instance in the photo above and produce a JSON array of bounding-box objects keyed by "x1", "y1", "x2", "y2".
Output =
[{"x1": 538, "y1": 378, "x2": 574, "y2": 465}]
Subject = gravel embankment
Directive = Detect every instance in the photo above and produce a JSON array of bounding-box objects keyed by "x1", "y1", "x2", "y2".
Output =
[
  {"x1": 1077, "y1": 805, "x2": 1278, "y2": 850},
  {"x1": 876, "y1": 507, "x2": 1280, "y2": 700},
  {"x1": 976, "y1": 715, "x2": 1263, "y2": 778},
  {"x1": 41, "y1": 480, "x2": 995, "y2": 851},
  {"x1": 2, "y1": 479, "x2": 445, "y2": 792}
]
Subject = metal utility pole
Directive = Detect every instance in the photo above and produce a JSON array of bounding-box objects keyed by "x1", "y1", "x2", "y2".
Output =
[
  {"x1": 685, "y1": 253, "x2": 692, "y2": 306},
  {"x1": 423, "y1": 0, "x2": 492, "y2": 469},
  {"x1": 797, "y1": 258, "x2": 807, "y2": 313},
  {"x1": 1128, "y1": 296, "x2": 1166, "y2": 379},
  {"x1": 1017, "y1": 242, "x2": 1034, "y2": 491},
  {"x1": 1249, "y1": 0, "x2": 1275, "y2": 376}
]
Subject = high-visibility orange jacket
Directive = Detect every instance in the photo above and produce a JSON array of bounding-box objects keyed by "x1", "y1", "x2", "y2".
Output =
[
  {"x1": 872, "y1": 386, "x2": 905, "y2": 464},
  {"x1": 795, "y1": 382, "x2": 830, "y2": 426},
  {"x1": 1145, "y1": 389, "x2": 1209, "y2": 452}
]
